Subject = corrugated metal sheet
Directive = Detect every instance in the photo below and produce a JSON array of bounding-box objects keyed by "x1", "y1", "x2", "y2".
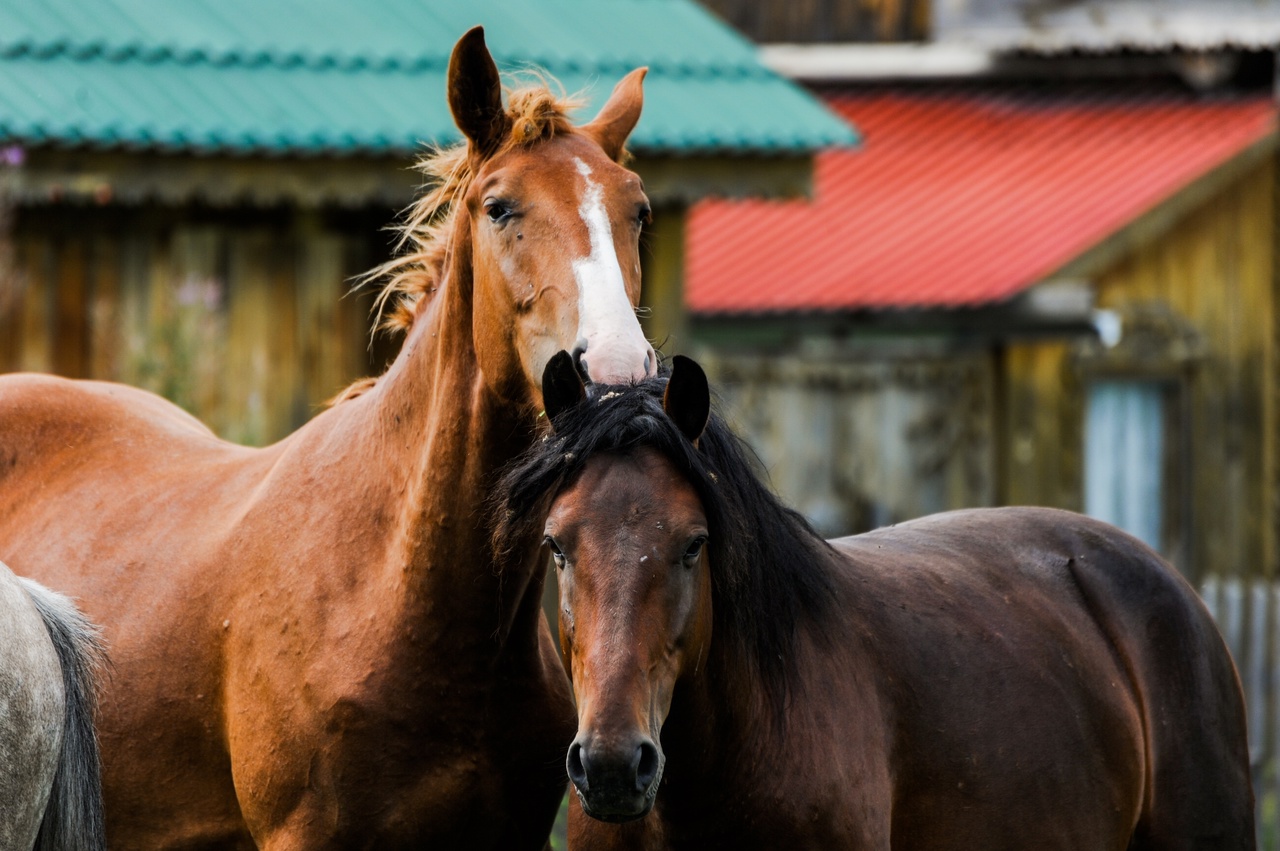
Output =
[
  {"x1": 0, "y1": 0, "x2": 856, "y2": 156},
  {"x1": 934, "y1": 0, "x2": 1280, "y2": 53},
  {"x1": 686, "y1": 89, "x2": 1277, "y2": 315}
]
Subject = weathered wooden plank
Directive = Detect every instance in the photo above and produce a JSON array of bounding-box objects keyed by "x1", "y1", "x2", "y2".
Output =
[
  {"x1": 19, "y1": 234, "x2": 53, "y2": 374},
  {"x1": 53, "y1": 236, "x2": 88, "y2": 378},
  {"x1": 88, "y1": 235, "x2": 122, "y2": 381},
  {"x1": 0, "y1": 196, "x2": 16, "y2": 371},
  {"x1": 694, "y1": 0, "x2": 929, "y2": 43},
  {"x1": 267, "y1": 237, "x2": 300, "y2": 441},
  {"x1": 225, "y1": 231, "x2": 276, "y2": 445},
  {"x1": 1000, "y1": 340, "x2": 1075, "y2": 510},
  {"x1": 170, "y1": 226, "x2": 227, "y2": 425},
  {"x1": 116, "y1": 230, "x2": 152, "y2": 390},
  {"x1": 700, "y1": 348, "x2": 995, "y2": 534},
  {"x1": 0, "y1": 233, "x2": 27, "y2": 372},
  {"x1": 640, "y1": 207, "x2": 687, "y2": 355},
  {"x1": 295, "y1": 220, "x2": 351, "y2": 410}
]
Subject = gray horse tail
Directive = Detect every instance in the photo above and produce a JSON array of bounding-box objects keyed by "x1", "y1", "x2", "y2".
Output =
[{"x1": 18, "y1": 579, "x2": 108, "y2": 851}]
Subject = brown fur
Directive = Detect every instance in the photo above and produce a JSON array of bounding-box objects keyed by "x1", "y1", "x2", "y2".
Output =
[
  {"x1": 0, "y1": 27, "x2": 655, "y2": 850},
  {"x1": 534, "y1": 371, "x2": 1254, "y2": 850},
  {"x1": 555, "y1": 462, "x2": 1256, "y2": 850}
]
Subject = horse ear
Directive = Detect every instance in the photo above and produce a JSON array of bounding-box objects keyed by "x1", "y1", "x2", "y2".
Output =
[
  {"x1": 663, "y1": 356, "x2": 710, "y2": 445},
  {"x1": 542, "y1": 351, "x2": 587, "y2": 425},
  {"x1": 581, "y1": 68, "x2": 647, "y2": 162},
  {"x1": 448, "y1": 26, "x2": 510, "y2": 154}
]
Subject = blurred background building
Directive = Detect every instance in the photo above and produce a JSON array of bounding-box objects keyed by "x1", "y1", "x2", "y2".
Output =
[
  {"x1": 0, "y1": 0, "x2": 850, "y2": 443},
  {"x1": 684, "y1": 0, "x2": 1280, "y2": 831}
]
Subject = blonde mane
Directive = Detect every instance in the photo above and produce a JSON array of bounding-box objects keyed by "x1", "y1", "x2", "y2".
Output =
[{"x1": 364, "y1": 79, "x2": 587, "y2": 334}]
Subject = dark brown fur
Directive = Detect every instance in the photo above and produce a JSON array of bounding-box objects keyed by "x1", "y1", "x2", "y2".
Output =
[{"x1": 506, "y1": 367, "x2": 1254, "y2": 850}]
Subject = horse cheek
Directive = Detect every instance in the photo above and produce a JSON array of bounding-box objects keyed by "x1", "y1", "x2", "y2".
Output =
[{"x1": 470, "y1": 250, "x2": 527, "y2": 401}]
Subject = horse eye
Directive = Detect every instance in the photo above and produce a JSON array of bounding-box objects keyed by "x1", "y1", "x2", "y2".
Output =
[
  {"x1": 682, "y1": 536, "x2": 707, "y2": 565},
  {"x1": 485, "y1": 200, "x2": 513, "y2": 224},
  {"x1": 545, "y1": 536, "x2": 566, "y2": 569}
]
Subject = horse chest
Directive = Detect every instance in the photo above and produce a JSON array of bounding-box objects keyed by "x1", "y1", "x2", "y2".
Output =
[{"x1": 225, "y1": 629, "x2": 570, "y2": 849}]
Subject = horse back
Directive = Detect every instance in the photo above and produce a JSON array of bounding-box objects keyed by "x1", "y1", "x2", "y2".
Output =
[
  {"x1": 0, "y1": 372, "x2": 215, "y2": 443},
  {"x1": 832, "y1": 507, "x2": 1253, "y2": 850},
  {"x1": 0, "y1": 371, "x2": 262, "y2": 585}
]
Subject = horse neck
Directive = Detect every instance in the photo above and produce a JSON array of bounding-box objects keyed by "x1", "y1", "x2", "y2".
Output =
[
  {"x1": 660, "y1": 635, "x2": 780, "y2": 805},
  {"x1": 339, "y1": 227, "x2": 541, "y2": 639},
  {"x1": 654, "y1": 609, "x2": 836, "y2": 838}
]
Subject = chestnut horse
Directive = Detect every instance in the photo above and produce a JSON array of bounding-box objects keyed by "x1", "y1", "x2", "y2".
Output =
[
  {"x1": 0, "y1": 28, "x2": 658, "y2": 850},
  {"x1": 493, "y1": 354, "x2": 1255, "y2": 850}
]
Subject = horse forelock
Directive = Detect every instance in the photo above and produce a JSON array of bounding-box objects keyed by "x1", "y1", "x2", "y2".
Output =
[{"x1": 491, "y1": 374, "x2": 836, "y2": 720}]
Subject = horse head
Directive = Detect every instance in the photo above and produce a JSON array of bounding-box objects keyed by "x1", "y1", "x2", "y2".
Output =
[
  {"x1": 446, "y1": 27, "x2": 657, "y2": 405},
  {"x1": 540, "y1": 354, "x2": 713, "y2": 822}
]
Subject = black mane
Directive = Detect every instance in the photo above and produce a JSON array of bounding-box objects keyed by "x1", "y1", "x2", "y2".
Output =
[{"x1": 492, "y1": 370, "x2": 836, "y2": 713}]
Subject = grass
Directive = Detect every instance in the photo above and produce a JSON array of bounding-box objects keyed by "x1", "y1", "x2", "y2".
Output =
[{"x1": 549, "y1": 793, "x2": 569, "y2": 850}]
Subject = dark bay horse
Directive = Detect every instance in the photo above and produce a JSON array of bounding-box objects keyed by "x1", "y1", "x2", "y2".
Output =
[
  {"x1": 0, "y1": 28, "x2": 657, "y2": 849},
  {"x1": 494, "y1": 353, "x2": 1255, "y2": 850},
  {"x1": 0, "y1": 560, "x2": 106, "y2": 851}
]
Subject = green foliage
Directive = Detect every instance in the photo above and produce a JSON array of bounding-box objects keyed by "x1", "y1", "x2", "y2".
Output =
[
  {"x1": 549, "y1": 792, "x2": 569, "y2": 850},
  {"x1": 1260, "y1": 771, "x2": 1277, "y2": 851}
]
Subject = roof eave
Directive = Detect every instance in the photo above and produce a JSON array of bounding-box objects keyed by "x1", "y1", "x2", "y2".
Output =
[{"x1": 4, "y1": 145, "x2": 825, "y2": 208}]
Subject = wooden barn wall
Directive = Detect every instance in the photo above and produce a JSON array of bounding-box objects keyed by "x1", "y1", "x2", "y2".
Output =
[
  {"x1": 1001, "y1": 156, "x2": 1277, "y2": 585},
  {"x1": 0, "y1": 204, "x2": 393, "y2": 445},
  {"x1": 695, "y1": 346, "x2": 997, "y2": 537},
  {"x1": 695, "y1": 0, "x2": 930, "y2": 43}
]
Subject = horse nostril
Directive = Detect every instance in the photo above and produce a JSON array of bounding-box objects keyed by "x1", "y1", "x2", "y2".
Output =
[
  {"x1": 634, "y1": 740, "x2": 660, "y2": 792},
  {"x1": 567, "y1": 741, "x2": 589, "y2": 791},
  {"x1": 571, "y1": 339, "x2": 590, "y2": 382}
]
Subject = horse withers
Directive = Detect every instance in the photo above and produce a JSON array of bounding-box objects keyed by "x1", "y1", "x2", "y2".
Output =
[
  {"x1": 0, "y1": 560, "x2": 106, "y2": 851},
  {"x1": 492, "y1": 353, "x2": 1255, "y2": 850},
  {"x1": 0, "y1": 27, "x2": 654, "y2": 850}
]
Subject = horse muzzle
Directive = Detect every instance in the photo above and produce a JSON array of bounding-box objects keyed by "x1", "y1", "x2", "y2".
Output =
[
  {"x1": 571, "y1": 334, "x2": 657, "y2": 386},
  {"x1": 567, "y1": 733, "x2": 663, "y2": 822}
]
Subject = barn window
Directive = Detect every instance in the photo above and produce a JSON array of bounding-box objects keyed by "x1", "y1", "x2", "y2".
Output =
[{"x1": 1084, "y1": 379, "x2": 1168, "y2": 551}]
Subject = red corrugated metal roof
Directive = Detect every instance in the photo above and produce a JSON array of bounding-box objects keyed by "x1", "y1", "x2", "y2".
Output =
[{"x1": 686, "y1": 89, "x2": 1278, "y2": 315}]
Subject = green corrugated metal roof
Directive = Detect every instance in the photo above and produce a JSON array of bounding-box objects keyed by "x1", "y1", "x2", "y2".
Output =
[{"x1": 0, "y1": 0, "x2": 858, "y2": 157}]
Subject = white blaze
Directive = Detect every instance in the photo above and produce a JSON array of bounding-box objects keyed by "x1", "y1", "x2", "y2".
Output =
[{"x1": 572, "y1": 158, "x2": 654, "y2": 383}]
